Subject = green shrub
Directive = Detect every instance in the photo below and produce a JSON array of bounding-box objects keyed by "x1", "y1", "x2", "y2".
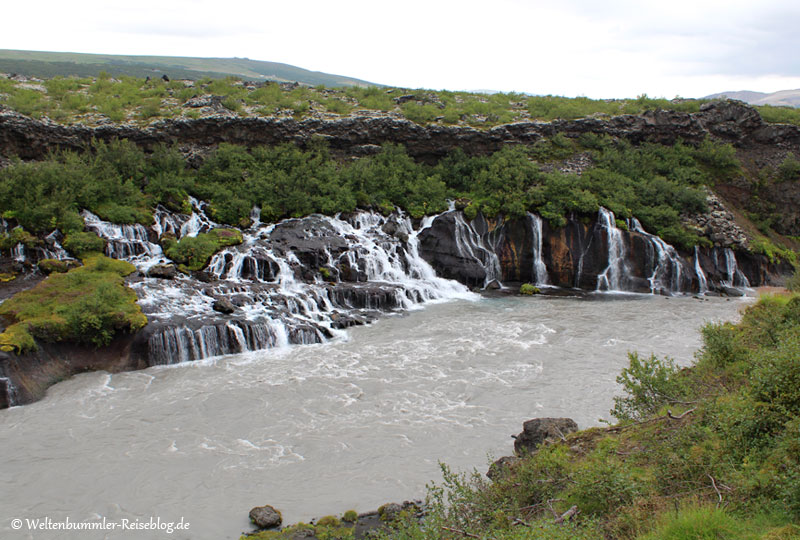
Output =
[
  {"x1": 63, "y1": 232, "x2": 105, "y2": 256},
  {"x1": 611, "y1": 352, "x2": 689, "y2": 421},
  {"x1": 519, "y1": 283, "x2": 539, "y2": 295}
]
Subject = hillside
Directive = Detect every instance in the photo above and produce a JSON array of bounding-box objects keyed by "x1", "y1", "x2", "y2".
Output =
[
  {"x1": 706, "y1": 88, "x2": 800, "y2": 108},
  {"x1": 0, "y1": 49, "x2": 378, "y2": 87}
]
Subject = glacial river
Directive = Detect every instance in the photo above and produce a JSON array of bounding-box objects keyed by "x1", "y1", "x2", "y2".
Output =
[{"x1": 0, "y1": 294, "x2": 749, "y2": 539}]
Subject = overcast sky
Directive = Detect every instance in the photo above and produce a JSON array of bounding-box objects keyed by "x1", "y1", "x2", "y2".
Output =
[{"x1": 4, "y1": 0, "x2": 799, "y2": 98}]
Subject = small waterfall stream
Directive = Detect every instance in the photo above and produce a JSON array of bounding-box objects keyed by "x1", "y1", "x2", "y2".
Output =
[
  {"x1": 528, "y1": 212, "x2": 549, "y2": 285},
  {"x1": 628, "y1": 217, "x2": 686, "y2": 293},
  {"x1": 450, "y1": 211, "x2": 503, "y2": 288},
  {"x1": 596, "y1": 208, "x2": 628, "y2": 291},
  {"x1": 694, "y1": 246, "x2": 708, "y2": 294}
]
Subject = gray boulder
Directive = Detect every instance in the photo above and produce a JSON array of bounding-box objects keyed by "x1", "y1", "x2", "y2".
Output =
[
  {"x1": 249, "y1": 504, "x2": 282, "y2": 529},
  {"x1": 513, "y1": 417, "x2": 578, "y2": 456},
  {"x1": 212, "y1": 297, "x2": 236, "y2": 314}
]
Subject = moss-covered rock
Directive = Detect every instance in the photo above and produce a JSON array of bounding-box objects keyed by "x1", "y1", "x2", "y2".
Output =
[
  {"x1": 37, "y1": 258, "x2": 80, "y2": 274},
  {"x1": 0, "y1": 254, "x2": 145, "y2": 353},
  {"x1": 164, "y1": 228, "x2": 243, "y2": 271}
]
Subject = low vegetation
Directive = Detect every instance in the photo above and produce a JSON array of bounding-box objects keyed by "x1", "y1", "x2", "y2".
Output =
[
  {"x1": 369, "y1": 294, "x2": 800, "y2": 539},
  {"x1": 0, "y1": 254, "x2": 147, "y2": 353},
  {"x1": 160, "y1": 228, "x2": 243, "y2": 272}
]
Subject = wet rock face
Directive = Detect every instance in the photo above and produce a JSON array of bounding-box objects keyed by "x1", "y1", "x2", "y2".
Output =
[
  {"x1": 513, "y1": 417, "x2": 579, "y2": 456},
  {"x1": 418, "y1": 213, "x2": 488, "y2": 287}
]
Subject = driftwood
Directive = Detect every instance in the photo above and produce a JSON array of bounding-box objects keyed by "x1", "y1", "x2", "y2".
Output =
[
  {"x1": 708, "y1": 474, "x2": 723, "y2": 507},
  {"x1": 667, "y1": 408, "x2": 696, "y2": 420},
  {"x1": 554, "y1": 505, "x2": 580, "y2": 524},
  {"x1": 441, "y1": 526, "x2": 482, "y2": 539}
]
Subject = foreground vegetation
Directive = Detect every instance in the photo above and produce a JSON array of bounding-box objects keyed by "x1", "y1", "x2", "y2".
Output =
[
  {"x1": 354, "y1": 294, "x2": 799, "y2": 540},
  {"x1": 0, "y1": 254, "x2": 147, "y2": 353},
  {"x1": 0, "y1": 135, "x2": 750, "y2": 255}
]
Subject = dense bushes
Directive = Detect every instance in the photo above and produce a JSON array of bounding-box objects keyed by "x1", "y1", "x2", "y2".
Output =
[
  {"x1": 0, "y1": 254, "x2": 146, "y2": 352},
  {"x1": 370, "y1": 294, "x2": 800, "y2": 540},
  {"x1": 1, "y1": 135, "x2": 741, "y2": 251}
]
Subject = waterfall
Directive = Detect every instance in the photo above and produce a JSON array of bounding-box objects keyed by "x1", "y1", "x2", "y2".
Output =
[
  {"x1": 11, "y1": 243, "x2": 25, "y2": 263},
  {"x1": 628, "y1": 217, "x2": 686, "y2": 294},
  {"x1": 596, "y1": 208, "x2": 628, "y2": 291},
  {"x1": 129, "y1": 208, "x2": 478, "y2": 365},
  {"x1": 180, "y1": 197, "x2": 216, "y2": 238},
  {"x1": 528, "y1": 212, "x2": 548, "y2": 285},
  {"x1": 722, "y1": 248, "x2": 750, "y2": 289},
  {"x1": 694, "y1": 247, "x2": 708, "y2": 294},
  {"x1": 450, "y1": 211, "x2": 503, "y2": 288},
  {"x1": 82, "y1": 210, "x2": 165, "y2": 269},
  {"x1": 0, "y1": 377, "x2": 18, "y2": 408}
]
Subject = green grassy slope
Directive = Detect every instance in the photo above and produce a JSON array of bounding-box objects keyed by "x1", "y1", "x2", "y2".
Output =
[{"x1": 0, "y1": 49, "x2": 378, "y2": 87}]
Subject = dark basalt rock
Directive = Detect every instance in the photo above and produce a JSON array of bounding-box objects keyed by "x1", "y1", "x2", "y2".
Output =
[
  {"x1": 212, "y1": 297, "x2": 236, "y2": 314},
  {"x1": 249, "y1": 504, "x2": 282, "y2": 529},
  {"x1": 513, "y1": 417, "x2": 579, "y2": 456},
  {"x1": 147, "y1": 264, "x2": 177, "y2": 279}
]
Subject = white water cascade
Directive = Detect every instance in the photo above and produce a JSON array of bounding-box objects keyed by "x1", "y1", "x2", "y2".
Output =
[
  {"x1": 694, "y1": 246, "x2": 708, "y2": 294},
  {"x1": 87, "y1": 201, "x2": 479, "y2": 365},
  {"x1": 628, "y1": 217, "x2": 686, "y2": 293},
  {"x1": 450, "y1": 210, "x2": 503, "y2": 288},
  {"x1": 82, "y1": 210, "x2": 166, "y2": 269},
  {"x1": 596, "y1": 208, "x2": 628, "y2": 291},
  {"x1": 528, "y1": 212, "x2": 549, "y2": 285},
  {"x1": 721, "y1": 248, "x2": 750, "y2": 289}
]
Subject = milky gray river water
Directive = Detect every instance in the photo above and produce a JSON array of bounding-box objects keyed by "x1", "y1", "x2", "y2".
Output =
[{"x1": 0, "y1": 294, "x2": 749, "y2": 539}]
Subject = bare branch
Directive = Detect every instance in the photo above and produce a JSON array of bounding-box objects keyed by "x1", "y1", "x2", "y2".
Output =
[
  {"x1": 667, "y1": 408, "x2": 696, "y2": 420},
  {"x1": 708, "y1": 474, "x2": 723, "y2": 508}
]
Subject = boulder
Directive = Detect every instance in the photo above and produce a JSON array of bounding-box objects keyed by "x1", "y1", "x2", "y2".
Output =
[
  {"x1": 513, "y1": 417, "x2": 578, "y2": 456},
  {"x1": 486, "y1": 455, "x2": 519, "y2": 481},
  {"x1": 249, "y1": 504, "x2": 282, "y2": 529},
  {"x1": 212, "y1": 297, "x2": 236, "y2": 314},
  {"x1": 147, "y1": 264, "x2": 177, "y2": 279}
]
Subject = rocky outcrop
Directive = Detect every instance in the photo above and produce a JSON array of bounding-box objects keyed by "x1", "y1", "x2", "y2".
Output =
[
  {"x1": 513, "y1": 417, "x2": 579, "y2": 456},
  {"x1": 2, "y1": 101, "x2": 800, "y2": 164}
]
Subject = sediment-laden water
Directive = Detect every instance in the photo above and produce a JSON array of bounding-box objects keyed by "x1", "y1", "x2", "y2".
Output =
[{"x1": 0, "y1": 295, "x2": 748, "y2": 539}]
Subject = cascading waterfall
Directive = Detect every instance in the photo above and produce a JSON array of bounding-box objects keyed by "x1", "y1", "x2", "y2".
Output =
[
  {"x1": 82, "y1": 210, "x2": 165, "y2": 269},
  {"x1": 450, "y1": 211, "x2": 503, "y2": 288},
  {"x1": 722, "y1": 248, "x2": 750, "y2": 289},
  {"x1": 596, "y1": 208, "x2": 628, "y2": 291},
  {"x1": 694, "y1": 246, "x2": 708, "y2": 294},
  {"x1": 528, "y1": 212, "x2": 549, "y2": 285},
  {"x1": 125, "y1": 203, "x2": 477, "y2": 365},
  {"x1": 627, "y1": 217, "x2": 686, "y2": 293}
]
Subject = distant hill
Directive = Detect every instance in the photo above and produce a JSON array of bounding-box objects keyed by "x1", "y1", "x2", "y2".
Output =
[
  {"x1": 0, "y1": 49, "x2": 379, "y2": 87},
  {"x1": 705, "y1": 89, "x2": 800, "y2": 108}
]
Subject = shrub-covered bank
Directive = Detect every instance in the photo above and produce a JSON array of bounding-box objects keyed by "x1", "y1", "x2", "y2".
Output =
[
  {"x1": 347, "y1": 294, "x2": 799, "y2": 540},
  {"x1": 0, "y1": 135, "x2": 750, "y2": 253}
]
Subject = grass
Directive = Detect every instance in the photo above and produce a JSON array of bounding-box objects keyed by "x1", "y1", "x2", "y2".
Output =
[
  {"x1": 0, "y1": 73, "x2": 764, "y2": 128},
  {"x1": 0, "y1": 254, "x2": 147, "y2": 353}
]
